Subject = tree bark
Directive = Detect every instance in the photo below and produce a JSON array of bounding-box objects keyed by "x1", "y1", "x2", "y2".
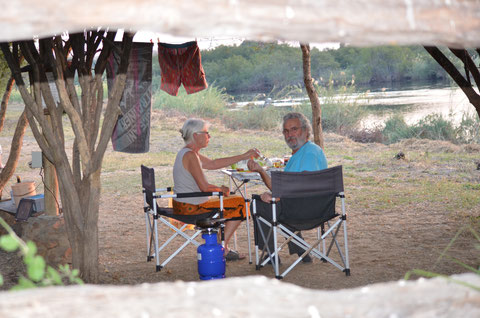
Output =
[
  {"x1": 424, "y1": 46, "x2": 480, "y2": 117},
  {"x1": 0, "y1": 32, "x2": 134, "y2": 282},
  {"x1": 0, "y1": 110, "x2": 28, "y2": 197},
  {"x1": 0, "y1": 76, "x2": 15, "y2": 132},
  {"x1": 300, "y1": 43, "x2": 324, "y2": 149}
]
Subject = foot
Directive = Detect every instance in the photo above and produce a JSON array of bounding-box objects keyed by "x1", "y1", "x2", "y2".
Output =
[
  {"x1": 297, "y1": 251, "x2": 312, "y2": 263},
  {"x1": 302, "y1": 254, "x2": 312, "y2": 263},
  {"x1": 225, "y1": 250, "x2": 246, "y2": 261}
]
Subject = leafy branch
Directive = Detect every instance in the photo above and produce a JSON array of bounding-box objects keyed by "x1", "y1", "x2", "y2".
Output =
[{"x1": 0, "y1": 217, "x2": 83, "y2": 290}]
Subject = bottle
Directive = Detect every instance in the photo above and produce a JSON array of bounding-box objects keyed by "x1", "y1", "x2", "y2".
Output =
[{"x1": 16, "y1": 176, "x2": 21, "y2": 183}]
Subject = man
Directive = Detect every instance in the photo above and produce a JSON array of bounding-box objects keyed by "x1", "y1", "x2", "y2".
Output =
[{"x1": 247, "y1": 112, "x2": 327, "y2": 263}]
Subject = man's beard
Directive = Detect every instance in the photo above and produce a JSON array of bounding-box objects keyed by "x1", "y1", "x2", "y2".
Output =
[{"x1": 286, "y1": 137, "x2": 306, "y2": 150}]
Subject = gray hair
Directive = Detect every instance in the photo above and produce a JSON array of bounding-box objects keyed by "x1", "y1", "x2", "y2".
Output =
[
  {"x1": 179, "y1": 118, "x2": 209, "y2": 144},
  {"x1": 283, "y1": 112, "x2": 312, "y2": 140}
]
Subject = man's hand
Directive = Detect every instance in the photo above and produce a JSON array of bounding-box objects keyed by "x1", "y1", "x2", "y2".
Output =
[
  {"x1": 260, "y1": 192, "x2": 273, "y2": 203},
  {"x1": 247, "y1": 159, "x2": 262, "y2": 172}
]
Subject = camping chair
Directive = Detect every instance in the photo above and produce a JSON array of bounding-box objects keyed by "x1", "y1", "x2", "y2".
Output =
[
  {"x1": 251, "y1": 165, "x2": 350, "y2": 279},
  {"x1": 141, "y1": 165, "x2": 225, "y2": 272}
]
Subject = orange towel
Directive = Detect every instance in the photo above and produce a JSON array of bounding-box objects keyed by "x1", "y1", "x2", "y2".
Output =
[{"x1": 173, "y1": 195, "x2": 245, "y2": 220}]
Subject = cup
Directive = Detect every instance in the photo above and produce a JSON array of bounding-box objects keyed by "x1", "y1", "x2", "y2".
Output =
[{"x1": 284, "y1": 155, "x2": 291, "y2": 165}]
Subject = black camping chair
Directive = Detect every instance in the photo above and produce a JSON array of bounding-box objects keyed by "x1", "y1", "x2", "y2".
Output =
[
  {"x1": 141, "y1": 165, "x2": 225, "y2": 272},
  {"x1": 251, "y1": 165, "x2": 350, "y2": 279}
]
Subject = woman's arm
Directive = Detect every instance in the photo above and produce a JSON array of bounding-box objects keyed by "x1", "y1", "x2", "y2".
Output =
[
  {"x1": 183, "y1": 151, "x2": 229, "y2": 195},
  {"x1": 199, "y1": 148, "x2": 259, "y2": 170}
]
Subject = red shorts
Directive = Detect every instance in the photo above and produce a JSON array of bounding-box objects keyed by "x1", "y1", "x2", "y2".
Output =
[{"x1": 157, "y1": 41, "x2": 208, "y2": 96}]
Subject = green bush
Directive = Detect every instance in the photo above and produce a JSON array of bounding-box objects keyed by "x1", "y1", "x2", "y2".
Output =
[
  {"x1": 222, "y1": 106, "x2": 286, "y2": 130},
  {"x1": 0, "y1": 217, "x2": 83, "y2": 290},
  {"x1": 456, "y1": 111, "x2": 480, "y2": 144},
  {"x1": 295, "y1": 79, "x2": 366, "y2": 133},
  {"x1": 153, "y1": 84, "x2": 229, "y2": 118},
  {"x1": 383, "y1": 114, "x2": 416, "y2": 144},
  {"x1": 415, "y1": 113, "x2": 457, "y2": 142},
  {"x1": 381, "y1": 112, "x2": 478, "y2": 144}
]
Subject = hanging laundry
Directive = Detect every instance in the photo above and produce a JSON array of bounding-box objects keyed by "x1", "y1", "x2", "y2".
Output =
[
  {"x1": 157, "y1": 41, "x2": 208, "y2": 96},
  {"x1": 106, "y1": 42, "x2": 153, "y2": 153}
]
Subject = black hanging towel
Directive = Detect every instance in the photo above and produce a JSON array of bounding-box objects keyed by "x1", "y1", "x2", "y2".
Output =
[{"x1": 106, "y1": 42, "x2": 153, "y2": 153}]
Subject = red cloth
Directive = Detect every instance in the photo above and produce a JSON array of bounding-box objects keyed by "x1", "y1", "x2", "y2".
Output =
[{"x1": 157, "y1": 41, "x2": 208, "y2": 96}]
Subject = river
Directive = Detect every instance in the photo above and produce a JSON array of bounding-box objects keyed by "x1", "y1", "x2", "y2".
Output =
[
  {"x1": 358, "y1": 86, "x2": 475, "y2": 129},
  {"x1": 232, "y1": 84, "x2": 477, "y2": 129}
]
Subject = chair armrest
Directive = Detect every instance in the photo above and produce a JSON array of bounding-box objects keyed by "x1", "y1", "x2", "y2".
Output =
[
  {"x1": 155, "y1": 187, "x2": 173, "y2": 192},
  {"x1": 156, "y1": 192, "x2": 223, "y2": 198},
  {"x1": 175, "y1": 191, "x2": 219, "y2": 198}
]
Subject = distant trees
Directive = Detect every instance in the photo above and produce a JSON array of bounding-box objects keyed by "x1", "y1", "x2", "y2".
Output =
[{"x1": 200, "y1": 42, "x2": 452, "y2": 94}]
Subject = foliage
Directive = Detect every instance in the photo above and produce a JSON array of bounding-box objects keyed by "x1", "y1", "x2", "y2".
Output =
[
  {"x1": 152, "y1": 84, "x2": 230, "y2": 118},
  {"x1": 222, "y1": 106, "x2": 287, "y2": 130},
  {"x1": 382, "y1": 112, "x2": 480, "y2": 144},
  {"x1": 404, "y1": 224, "x2": 480, "y2": 292},
  {"x1": 456, "y1": 111, "x2": 480, "y2": 144},
  {"x1": 0, "y1": 217, "x2": 83, "y2": 290},
  {"x1": 201, "y1": 43, "x2": 453, "y2": 95}
]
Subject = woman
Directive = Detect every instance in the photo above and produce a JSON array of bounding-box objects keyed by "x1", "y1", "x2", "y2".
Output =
[{"x1": 173, "y1": 118, "x2": 259, "y2": 261}]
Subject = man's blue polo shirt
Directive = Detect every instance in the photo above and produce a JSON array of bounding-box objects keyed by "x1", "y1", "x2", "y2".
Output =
[{"x1": 284, "y1": 141, "x2": 327, "y2": 172}]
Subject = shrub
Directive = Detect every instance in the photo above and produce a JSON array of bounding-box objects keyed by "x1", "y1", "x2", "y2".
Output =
[
  {"x1": 415, "y1": 113, "x2": 457, "y2": 142},
  {"x1": 0, "y1": 217, "x2": 83, "y2": 290},
  {"x1": 153, "y1": 84, "x2": 230, "y2": 118},
  {"x1": 222, "y1": 106, "x2": 286, "y2": 130},
  {"x1": 382, "y1": 114, "x2": 416, "y2": 144}
]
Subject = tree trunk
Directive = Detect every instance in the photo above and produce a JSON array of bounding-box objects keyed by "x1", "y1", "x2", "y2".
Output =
[
  {"x1": 300, "y1": 43, "x2": 324, "y2": 149},
  {"x1": 0, "y1": 76, "x2": 15, "y2": 132},
  {"x1": 0, "y1": 110, "x2": 28, "y2": 197},
  {"x1": 424, "y1": 46, "x2": 480, "y2": 117},
  {"x1": 0, "y1": 32, "x2": 134, "y2": 283}
]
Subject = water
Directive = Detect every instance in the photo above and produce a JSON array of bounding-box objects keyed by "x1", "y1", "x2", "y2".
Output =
[
  {"x1": 358, "y1": 86, "x2": 475, "y2": 129},
  {"x1": 231, "y1": 83, "x2": 477, "y2": 129}
]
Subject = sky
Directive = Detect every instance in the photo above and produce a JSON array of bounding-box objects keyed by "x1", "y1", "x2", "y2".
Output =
[{"x1": 128, "y1": 31, "x2": 339, "y2": 51}]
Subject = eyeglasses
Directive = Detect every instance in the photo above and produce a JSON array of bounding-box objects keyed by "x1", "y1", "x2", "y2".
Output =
[
  {"x1": 282, "y1": 126, "x2": 301, "y2": 135},
  {"x1": 195, "y1": 131, "x2": 210, "y2": 137}
]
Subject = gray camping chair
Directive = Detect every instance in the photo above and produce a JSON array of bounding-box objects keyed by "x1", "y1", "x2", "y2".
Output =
[
  {"x1": 141, "y1": 165, "x2": 224, "y2": 272},
  {"x1": 251, "y1": 165, "x2": 350, "y2": 279}
]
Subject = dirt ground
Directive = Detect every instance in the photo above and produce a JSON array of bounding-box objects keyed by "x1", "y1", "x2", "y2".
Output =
[
  {"x1": 1, "y1": 110, "x2": 479, "y2": 291},
  {"x1": 94, "y1": 190, "x2": 478, "y2": 291}
]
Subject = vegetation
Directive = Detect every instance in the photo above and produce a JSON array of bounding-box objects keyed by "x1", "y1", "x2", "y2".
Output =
[
  {"x1": 0, "y1": 217, "x2": 83, "y2": 290},
  {"x1": 200, "y1": 42, "x2": 456, "y2": 95}
]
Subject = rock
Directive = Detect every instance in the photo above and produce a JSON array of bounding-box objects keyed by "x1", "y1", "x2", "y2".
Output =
[
  {"x1": 0, "y1": 274, "x2": 479, "y2": 317},
  {"x1": 12, "y1": 215, "x2": 71, "y2": 267}
]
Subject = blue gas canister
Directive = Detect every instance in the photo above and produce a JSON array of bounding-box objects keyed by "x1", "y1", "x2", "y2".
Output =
[{"x1": 197, "y1": 230, "x2": 225, "y2": 280}]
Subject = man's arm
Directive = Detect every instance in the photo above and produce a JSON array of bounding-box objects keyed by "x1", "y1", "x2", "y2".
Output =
[{"x1": 247, "y1": 159, "x2": 272, "y2": 190}]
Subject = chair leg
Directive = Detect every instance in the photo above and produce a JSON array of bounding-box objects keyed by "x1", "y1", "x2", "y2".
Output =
[{"x1": 153, "y1": 216, "x2": 162, "y2": 271}]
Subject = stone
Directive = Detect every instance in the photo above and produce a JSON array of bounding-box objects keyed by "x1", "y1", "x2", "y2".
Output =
[
  {"x1": 0, "y1": 274, "x2": 479, "y2": 317},
  {"x1": 12, "y1": 215, "x2": 71, "y2": 267}
]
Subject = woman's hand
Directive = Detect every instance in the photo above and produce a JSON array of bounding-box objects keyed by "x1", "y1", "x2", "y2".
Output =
[
  {"x1": 260, "y1": 192, "x2": 280, "y2": 203},
  {"x1": 244, "y1": 148, "x2": 260, "y2": 160}
]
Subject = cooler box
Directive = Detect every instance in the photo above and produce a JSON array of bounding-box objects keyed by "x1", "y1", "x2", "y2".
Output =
[{"x1": 26, "y1": 194, "x2": 45, "y2": 212}]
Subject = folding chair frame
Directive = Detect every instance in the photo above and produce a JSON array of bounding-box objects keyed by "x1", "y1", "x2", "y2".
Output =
[
  {"x1": 142, "y1": 165, "x2": 224, "y2": 272},
  {"x1": 252, "y1": 167, "x2": 350, "y2": 279}
]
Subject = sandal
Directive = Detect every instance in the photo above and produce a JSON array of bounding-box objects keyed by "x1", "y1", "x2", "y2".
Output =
[{"x1": 225, "y1": 250, "x2": 246, "y2": 261}]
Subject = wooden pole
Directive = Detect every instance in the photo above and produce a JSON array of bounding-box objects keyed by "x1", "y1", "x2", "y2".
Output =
[{"x1": 43, "y1": 110, "x2": 59, "y2": 216}]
